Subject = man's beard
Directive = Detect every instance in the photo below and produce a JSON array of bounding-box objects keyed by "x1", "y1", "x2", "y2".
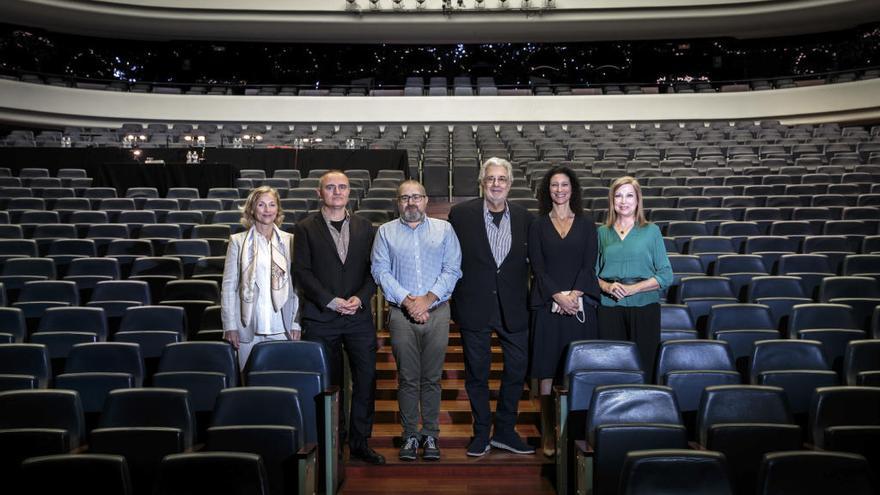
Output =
[{"x1": 402, "y1": 207, "x2": 424, "y2": 223}]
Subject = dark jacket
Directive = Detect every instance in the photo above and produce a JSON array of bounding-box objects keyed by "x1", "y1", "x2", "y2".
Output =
[
  {"x1": 448, "y1": 198, "x2": 534, "y2": 332},
  {"x1": 292, "y1": 211, "x2": 377, "y2": 326}
]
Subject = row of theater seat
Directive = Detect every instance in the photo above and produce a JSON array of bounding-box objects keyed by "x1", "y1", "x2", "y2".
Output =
[
  {"x1": 554, "y1": 340, "x2": 880, "y2": 495},
  {"x1": 2, "y1": 337, "x2": 878, "y2": 494},
  {"x1": 0, "y1": 340, "x2": 338, "y2": 495}
]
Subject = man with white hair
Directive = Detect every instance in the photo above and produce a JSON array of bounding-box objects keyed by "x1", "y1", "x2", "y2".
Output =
[{"x1": 448, "y1": 157, "x2": 536, "y2": 457}]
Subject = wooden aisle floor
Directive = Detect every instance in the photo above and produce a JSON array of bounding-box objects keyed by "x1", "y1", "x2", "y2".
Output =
[{"x1": 340, "y1": 198, "x2": 557, "y2": 495}]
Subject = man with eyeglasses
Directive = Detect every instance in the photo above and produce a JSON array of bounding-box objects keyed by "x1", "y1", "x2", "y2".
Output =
[
  {"x1": 293, "y1": 170, "x2": 385, "y2": 465},
  {"x1": 448, "y1": 157, "x2": 536, "y2": 457},
  {"x1": 371, "y1": 179, "x2": 462, "y2": 462}
]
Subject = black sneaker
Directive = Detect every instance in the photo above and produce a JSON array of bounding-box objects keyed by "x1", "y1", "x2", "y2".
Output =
[
  {"x1": 490, "y1": 430, "x2": 535, "y2": 455},
  {"x1": 421, "y1": 435, "x2": 441, "y2": 461},
  {"x1": 399, "y1": 435, "x2": 419, "y2": 461},
  {"x1": 466, "y1": 436, "x2": 491, "y2": 457}
]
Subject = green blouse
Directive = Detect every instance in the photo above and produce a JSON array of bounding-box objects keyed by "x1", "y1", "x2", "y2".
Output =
[{"x1": 596, "y1": 222, "x2": 673, "y2": 307}]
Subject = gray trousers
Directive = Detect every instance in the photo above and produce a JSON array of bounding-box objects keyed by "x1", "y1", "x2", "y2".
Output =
[{"x1": 388, "y1": 304, "x2": 450, "y2": 439}]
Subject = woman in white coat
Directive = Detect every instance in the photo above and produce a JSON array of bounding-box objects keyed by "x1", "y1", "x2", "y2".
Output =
[{"x1": 222, "y1": 185, "x2": 300, "y2": 369}]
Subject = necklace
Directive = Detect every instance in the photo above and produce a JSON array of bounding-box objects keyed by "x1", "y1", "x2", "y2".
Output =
[
  {"x1": 550, "y1": 212, "x2": 575, "y2": 238},
  {"x1": 615, "y1": 222, "x2": 634, "y2": 236}
]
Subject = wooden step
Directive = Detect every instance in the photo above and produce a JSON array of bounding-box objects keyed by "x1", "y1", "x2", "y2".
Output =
[
  {"x1": 343, "y1": 200, "x2": 557, "y2": 495},
  {"x1": 375, "y1": 379, "x2": 532, "y2": 401},
  {"x1": 375, "y1": 361, "x2": 505, "y2": 380},
  {"x1": 376, "y1": 345, "x2": 505, "y2": 363},
  {"x1": 343, "y1": 444, "x2": 552, "y2": 479},
  {"x1": 376, "y1": 331, "x2": 501, "y2": 348},
  {"x1": 367, "y1": 423, "x2": 541, "y2": 448},
  {"x1": 373, "y1": 399, "x2": 539, "y2": 424}
]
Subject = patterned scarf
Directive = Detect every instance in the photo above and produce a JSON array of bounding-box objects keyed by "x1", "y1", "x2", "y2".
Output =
[{"x1": 238, "y1": 225, "x2": 290, "y2": 327}]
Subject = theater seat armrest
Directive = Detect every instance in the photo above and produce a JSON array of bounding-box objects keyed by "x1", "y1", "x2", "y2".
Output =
[
  {"x1": 574, "y1": 439, "x2": 593, "y2": 454},
  {"x1": 297, "y1": 442, "x2": 318, "y2": 457}
]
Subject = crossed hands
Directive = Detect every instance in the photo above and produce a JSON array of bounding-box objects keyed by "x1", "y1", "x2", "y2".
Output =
[
  {"x1": 601, "y1": 280, "x2": 633, "y2": 301},
  {"x1": 552, "y1": 291, "x2": 582, "y2": 315},
  {"x1": 331, "y1": 296, "x2": 363, "y2": 316},
  {"x1": 402, "y1": 293, "x2": 437, "y2": 324}
]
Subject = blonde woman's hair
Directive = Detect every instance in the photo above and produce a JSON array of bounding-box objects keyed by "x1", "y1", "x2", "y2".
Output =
[
  {"x1": 604, "y1": 176, "x2": 647, "y2": 228},
  {"x1": 240, "y1": 186, "x2": 285, "y2": 228}
]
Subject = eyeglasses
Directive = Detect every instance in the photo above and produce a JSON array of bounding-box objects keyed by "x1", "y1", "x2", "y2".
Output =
[
  {"x1": 482, "y1": 176, "x2": 509, "y2": 185},
  {"x1": 398, "y1": 194, "x2": 426, "y2": 203}
]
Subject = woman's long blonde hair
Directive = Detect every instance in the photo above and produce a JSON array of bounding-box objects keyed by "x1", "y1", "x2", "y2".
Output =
[
  {"x1": 604, "y1": 176, "x2": 647, "y2": 228},
  {"x1": 239, "y1": 185, "x2": 285, "y2": 228}
]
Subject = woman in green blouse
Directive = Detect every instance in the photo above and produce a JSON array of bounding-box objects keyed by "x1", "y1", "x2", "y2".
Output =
[{"x1": 596, "y1": 176, "x2": 673, "y2": 380}]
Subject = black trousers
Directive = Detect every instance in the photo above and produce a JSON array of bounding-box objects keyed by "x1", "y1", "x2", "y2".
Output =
[
  {"x1": 303, "y1": 317, "x2": 377, "y2": 450},
  {"x1": 460, "y1": 300, "x2": 529, "y2": 438},
  {"x1": 597, "y1": 303, "x2": 661, "y2": 382}
]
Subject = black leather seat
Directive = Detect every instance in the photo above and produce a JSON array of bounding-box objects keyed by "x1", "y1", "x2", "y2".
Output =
[
  {"x1": 156, "y1": 452, "x2": 269, "y2": 495},
  {"x1": 556, "y1": 341, "x2": 647, "y2": 494},
  {"x1": 0, "y1": 342, "x2": 51, "y2": 390},
  {"x1": 707, "y1": 303, "x2": 779, "y2": 373},
  {"x1": 32, "y1": 306, "x2": 108, "y2": 374},
  {"x1": 20, "y1": 453, "x2": 133, "y2": 495},
  {"x1": 159, "y1": 280, "x2": 221, "y2": 338},
  {"x1": 63, "y1": 257, "x2": 120, "y2": 297},
  {"x1": 655, "y1": 340, "x2": 740, "y2": 414},
  {"x1": 128, "y1": 256, "x2": 184, "y2": 301},
  {"x1": 244, "y1": 340, "x2": 337, "y2": 493},
  {"x1": 153, "y1": 341, "x2": 238, "y2": 440},
  {"x1": 809, "y1": 386, "x2": 880, "y2": 475},
  {"x1": 587, "y1": 385, "x2": 688, "y2": 495},
  {"x1": 749, "y1": 340, "x2": 838, "y2": 416},
  {"x1": 114, "y1": 305, "x2": 187, "y2": 362},
  {"x1": 206, "y1": 386, "x2": 313, "y2": 495},
  {"x1": 697, "y1": 385, "x2": 801, "y2": 495},
  {"x1": 0, "y1": 389, "x2": 85, "y2": 484},
  {"x1": 678, "y1": 276, "x2": 739, "y2": 333},
  {"x1": 776, "y1": 253, "x2": 834, "y2": 299},
  {"x1": 843, "y1": 339, "x2": 880, "y2": 386},
  {"x1": 90, "y1": 388, "x2": 195, "y2": 495},
  {"x1": 745, "y1": 275, "x2": 811, "y2": 330},
  {"x1": 818, "y1": 275, "x2": 880, "y2": 331},
  {"x1": 659, "y1": 304, "x2": 698, "y2": 341},
  {"x1": 0, "y1": 307, "x2": 27, "y2": 344},
  {"x1": 54, "y1": 342, "x2": 144, "y2": 414},
  {"x1": 619, "y1": 449, "x2": 733, "y2": 495},
  {"x1": 788, "y1": 303, "x2": 865, "y2": 371},
  {"x1": 743, "y1": 236, "x2": 800, "y2": 272},
  {"x1": 757, "y1": 451, "x2": 874, "y2": 495},
  {"x1": 713, "y1": 254, "x2": 769, "y2": 299}
]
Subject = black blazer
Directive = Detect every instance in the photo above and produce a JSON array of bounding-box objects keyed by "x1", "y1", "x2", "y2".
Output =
[
  {"x1": 292, "y1": 211, "x2": 377, "y2": 327},
  {"x1": 448, "y1": 198, "x2": 534, "y2": 332}
]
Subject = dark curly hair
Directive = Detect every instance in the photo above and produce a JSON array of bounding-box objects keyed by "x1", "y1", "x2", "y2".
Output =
[{"x1": 536, "y1": 166, "x2": 583, "y2": 216}]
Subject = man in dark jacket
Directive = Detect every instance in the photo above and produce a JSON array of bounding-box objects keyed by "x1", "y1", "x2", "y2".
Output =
[
  {"x1": 293, "y1": 170, "x2": 384, "y2": 465},
  {"x1": 448, "y1": 157, "x2": 535, "y2": 457}
]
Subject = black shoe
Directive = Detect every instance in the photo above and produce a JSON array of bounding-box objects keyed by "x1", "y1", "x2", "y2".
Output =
[
  {"x1": 421, "y1": 435, "x2": 441, "y2": 461},
  {"x1": 466, "y1": 436, "x2": 491, "y2": 457},
  {"x1": 399, "y1": 435, "x2": 420, "y2": 461},
  {"x1": 490, "y1": 430, "x2": 535, "y2": 455},
  {"x1": 350, "y1": 446, "x2": 386, "y2": 465}
]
